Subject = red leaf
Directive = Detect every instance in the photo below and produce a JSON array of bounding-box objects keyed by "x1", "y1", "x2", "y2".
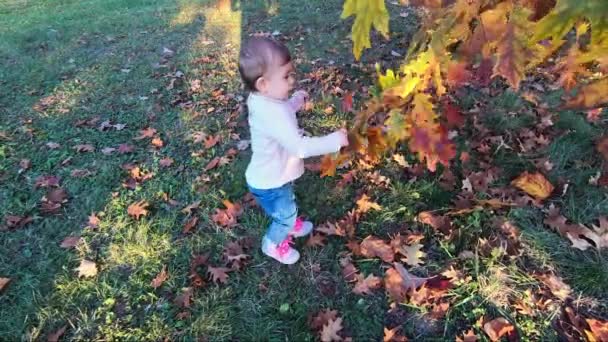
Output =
[{"x1": 342, "y1": 92, "x2": 354, "y2": 112}]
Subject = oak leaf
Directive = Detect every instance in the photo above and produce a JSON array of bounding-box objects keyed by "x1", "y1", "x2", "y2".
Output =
[
  {"x1": 127, "y1": 200, "x2": 149, "y2": 220},
  {"x1": 134, "y1": 127, "x2": 157, "y2": 140},
  {"x1": 356, "y1": 194, "x2": 382, "y2": 213},
  {"x1": 183, "y1": 216, "x2": 199, "y2": 234},
  {"x1": 353, "y1": 273, "x2": 382, "y2": 295},
  {"x1": 321, "y1": 317, "x2": 343, "y2": 342},
  {"x1": 397, "y1": 243, "x2": 426, "y2": 267},
  {"x1": 360, "y1": 236, "x2": 394, "y2": 262},
  {"x1": 75, "y1": 259, "x2": 98, "y2": 278},
  {"x1": 207, "y1": 266, "x2": 230, "y2": 284}
]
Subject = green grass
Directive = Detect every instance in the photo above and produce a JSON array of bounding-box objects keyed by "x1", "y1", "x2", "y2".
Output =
[{"x1": 1, "y1": 0, "x2": 607, "y2": 340}]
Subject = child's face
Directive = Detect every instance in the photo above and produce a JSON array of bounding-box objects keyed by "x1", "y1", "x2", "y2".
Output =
[{"x1": 259, "y1": 61, "x2": 295, "y2": 101}]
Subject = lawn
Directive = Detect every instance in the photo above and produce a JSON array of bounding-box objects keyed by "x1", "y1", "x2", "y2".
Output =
[{"x1": 1, "y1": 0, "x2": 607, "y2": 340}]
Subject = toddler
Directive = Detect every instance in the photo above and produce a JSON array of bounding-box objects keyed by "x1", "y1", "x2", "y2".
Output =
[{"x1": 238, "y1": 37, "x2": 349, "y2": 264}]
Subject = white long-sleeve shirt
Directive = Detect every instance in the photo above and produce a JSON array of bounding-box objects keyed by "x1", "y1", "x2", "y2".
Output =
[{"x1": 245, "y1": 92, "x2": 345, "y2": 189}]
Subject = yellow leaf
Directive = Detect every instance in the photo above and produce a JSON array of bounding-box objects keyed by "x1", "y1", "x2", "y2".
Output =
[
  {"x1": 341, "y1": 0, "x2": 390, "y2": 60},
  {"x1": 564, "y1": 77, "x2": 608, "y2": 109},
  {"x1": 511, "y1": 171, "x2": 554, "y2": 200},
  {"x1": 377, "y1": 66, "x2": 400, "y2": 90}
]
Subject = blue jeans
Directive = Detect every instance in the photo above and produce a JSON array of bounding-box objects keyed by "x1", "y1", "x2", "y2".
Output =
[{"x1": 248, "y1": 182, "x2": 298, "y2": 244}]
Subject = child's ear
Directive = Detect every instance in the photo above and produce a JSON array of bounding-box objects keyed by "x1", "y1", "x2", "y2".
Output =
[{"x1": 255, "y1": 77, "x2": 267, "y2": 92}]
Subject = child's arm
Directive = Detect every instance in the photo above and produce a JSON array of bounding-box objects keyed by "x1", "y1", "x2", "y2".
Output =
[
  {"x1": 262, "y1": 106, "x2": 348, "y2": 158},
  {"x1": 287, "y1": 90, "x2": 308, "y2": 112}
]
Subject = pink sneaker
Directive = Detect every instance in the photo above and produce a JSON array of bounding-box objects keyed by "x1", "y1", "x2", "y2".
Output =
[
  {"x1": 261, "y1": 237, "x2": 300, "y2": 264},
  {"x1": 289, "y1": 217, "x2": 313, "y2": 238}
]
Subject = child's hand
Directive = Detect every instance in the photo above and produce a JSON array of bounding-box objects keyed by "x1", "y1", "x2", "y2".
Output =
[
  {"x1": 292, "y1": 90, "x2": 309, "y2": 102},
  {"x1": 336, "y1": 128, "x2": 349, "y2": 147}
]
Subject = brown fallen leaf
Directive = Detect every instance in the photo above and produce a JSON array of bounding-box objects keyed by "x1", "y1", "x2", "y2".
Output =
[
  {"x1": 597, "y1": 136, "x2": 608, "y2": 161},
  {"x1": 60, "y1": 236, "x2": 82, "y2": 249},
  {"x1": 183, "y1": 216, "x2": 199, "y2": 234},
  {"x1": 483, "y1": 317, "x2": 515, "y2": 341},
  {"x1": 19, "y1": 159, "x2": 31, "y2": 171},
  {"x1": 0, "y1": 277, "x2": 11, "y2": 292},
  {"x1": 159, "y1": 157, "x2": 174, "y2": 167},
  {"x1": 353, "y1": 273, "x2": 382, "y2": 295},
  {"x1": 47, "y1": 325, "x2": 67, "y2": 342},
  {"x1": 117, "y1": 143, "x2": 135, "y2": 154},
  {"x1": 536, "y1": 273, "x2": 571, "y2": 300},
  {"x1": 75, "y1": 259, "x2": 98, "y2": 278},
  {"x1": 456, "y1": 329, "x2": 478, "y2": 342},
  {"x1": 88, "y1": 213, "x2": 101, "y2": 228},
  {"x1": 360, "y1": 236, "x2": 394, "y2": 263},
  {"x1": 73, "y1": 144, "x2": 95, "y2": 153},
  {"x1": 35, "y1": 175, "x2": 61, "y2": 188},
  {"x1": 181, "y1": 200, "x2": 201, "y2": 215},
  {"x1": 134, "y1": 127, "x2": 157, "y2": 140},
  {"x1": 512, "y1": 171, "x2": 554, "y2": 200},
  {"x1": 207, "y1": 266, "x2": 230, "y2": 284},
  {"x1": 306, "y1": 233, "x2": 327, "y2": 247},
  {"x1": 127, "y1": 200, "x2": 149, "y2": 220},
  {"x1": 321, "y1": 317, "x2": 343, "y2": 342},
  {"x1": 310, "y1": 309, "x2": 339, "y2": 331},
  {"x1": 46, "y1": 142, "x2": 61, "y2": 149},
  {"x1": 71, "y1": 169, "x2": 94, "y2": 178},
  {"x1": 204, "y1": 157, "x2": 220, "y2": 171},
  {"x1": 5, "y1": 215, "x2": 34, "y2": 229},
  {"x1": 174, "y1": 287, "x2": 193, "y2": 308},
  {"x1": 151, "y1": 265, "x2": 168, "y2": 289},
  {"x1": 339, "y1": 256, "x2": 359, "y2": 283}
]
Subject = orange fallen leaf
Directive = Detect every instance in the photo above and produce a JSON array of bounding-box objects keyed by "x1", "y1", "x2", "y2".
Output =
[
  {"x1": 204, "y1": 135, "x2": 220, "y2": 149},
  {"x1": 151, "y1": 265, "x2": 168, "y2": 289},
  {"x1": 586, "y1": 319, "x2": 608, "y2": 341},
  {"x1": 383, "y1": 326, "x2": 407, "y2": 342},
  {"x1": 127, "y1": 200, "x2": 149, "y2": 220},
  {"x1": 356, "y1": 194, "x2": 382, "y2": 213},
  {"x1": 483, "y1": 317, "x2": 515, "y2": 341},
  {"x1": 75, "y1": 259, "x2": 98, "y2": 278},
  {"x1": 511, "y1": 171, "x2": 554, "y2": 200},
  {"x1": 151, "y1": 137, "x2": 164, "y2": 148},
  {"x1": 134, "y1": 127, "x2": 157, "y2": 140}
]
